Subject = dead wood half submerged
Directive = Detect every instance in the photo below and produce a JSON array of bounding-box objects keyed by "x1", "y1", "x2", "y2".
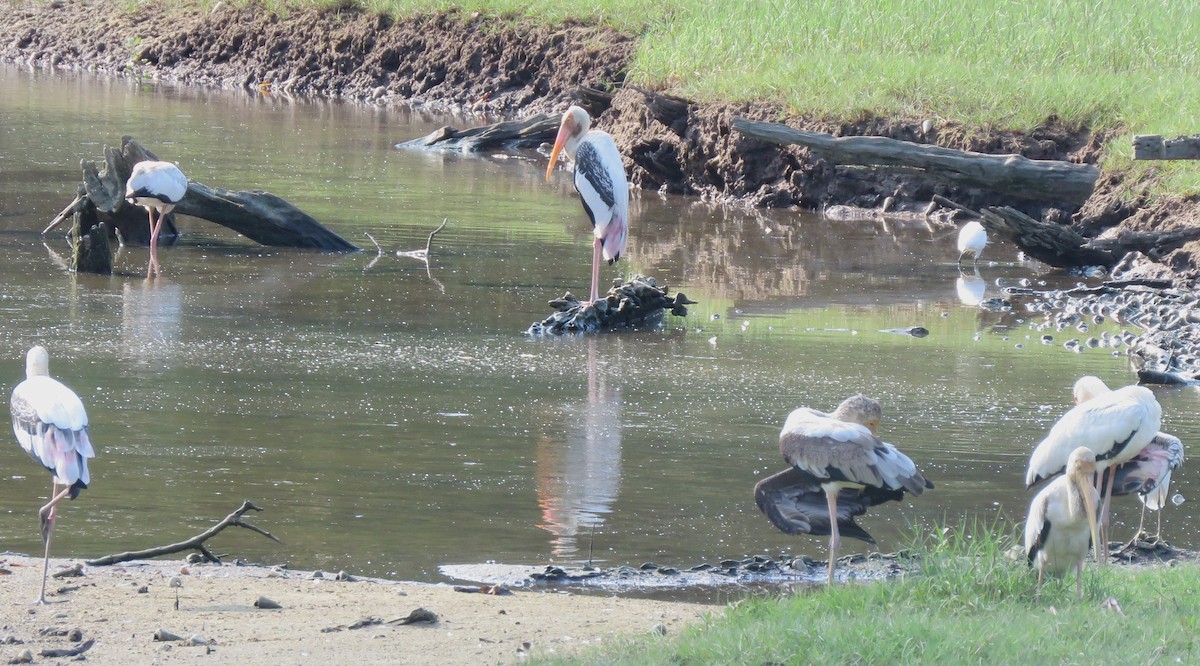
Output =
[
  {"x1": 732, "y1": 117, "x2": 1099, "y2": 205},
  {"x1": 399, "y1": 113, "x2": 559, "y2": 152},
  {"x1": 85, "y1": 500, "x2": 280, "y2": 566},
  {"x1": 527, "y1": 274, "x2": 695, "y2": 336},
  {"x1": 50, "y1": 136, "x2": 358, "y2": 271}
]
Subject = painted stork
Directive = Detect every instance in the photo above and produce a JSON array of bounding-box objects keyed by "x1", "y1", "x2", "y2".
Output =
[
  {"x1": 125, "y1": 160, "x2": 188, "y2": 278},
  {"x1": 755, "y1": 395, "x2": 933, "y2": 584},
  {"x1": 1025, "y1": 381, "x2": 1161, "y2": 559},
  {"x1": 1025, "y1": 446, "x2": 1101, "y2": 600},
  {"x1": 545, "y1": 105, "x2": 630, "y2": 304},
  {"x1": 956, "y1": 220, "x2": 987, "y2": 268},
  {"x1": 1073, "y1": 376, "x2": 1183, "y2": 542},
  {"x1": 10, "y1": 346, "x2": 95, "y2": 604}
]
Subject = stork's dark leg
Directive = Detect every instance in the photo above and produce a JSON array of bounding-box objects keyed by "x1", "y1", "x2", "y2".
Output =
[
  {"x1": 1098, "y1": 466, "x2": 1115, "y2": 565},
  {"x1": 825, "y1": 488, "x2": 839, "y2": 585}
]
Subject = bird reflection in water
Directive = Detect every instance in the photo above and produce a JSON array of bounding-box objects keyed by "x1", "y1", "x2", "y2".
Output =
[
  {"x1": 121, "y1": 279, "x2": 183, "y2": 368},
  {"x1": 955, "y1": 267, "x2": 986, "y2": 306},
  {"x1": 536, "y1": 338, "x2": 622, "y2": 561}
]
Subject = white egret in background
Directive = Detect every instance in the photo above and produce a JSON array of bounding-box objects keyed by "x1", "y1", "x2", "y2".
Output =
[
  {"x1": 125, "y1": 160, "x2": 188, "y2": 278},
  {"x1": 755, "y1": 395, "x2": 933, "y2": 584},
  {"x1": 545, "y1": 105, "x2": 630, "y2": 303},
  {"x1": 1025, "y1": 446, "x2": 1101, "y2": 600},
  {"x1": 1026, "y1": 382, "x2": 1161, "y2": 560},
  {"x1": 10, "y1": 346, "x2": 95, "y2": 604},
  {"x1": 1073, "y1": 376, "x2": 1183, "y2": 542},
  {"x1": 957, "y1": 220, "x2": 987, "y2": 267}
]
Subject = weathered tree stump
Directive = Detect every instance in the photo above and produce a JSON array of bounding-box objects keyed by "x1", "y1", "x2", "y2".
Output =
[
  {"x1": 527, "y1": 274, "x2": 695, "y2": 335},
  {"x1": 49, "y1": 136, "x2": 358, "y2": 273},
  {"x1": 732, "y1": 117, "x2": 1099, "y2": 205}
]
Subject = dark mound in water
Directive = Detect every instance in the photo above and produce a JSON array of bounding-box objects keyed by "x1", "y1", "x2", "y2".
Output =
[{"x1": 526, "y1": 274, "x2": 695, "y2": 336}]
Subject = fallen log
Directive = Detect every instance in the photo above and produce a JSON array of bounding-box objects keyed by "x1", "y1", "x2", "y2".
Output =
[
  {"x1": 732, "y1": 118, "x2": 1099, "y2": 205},
  {"x1": 1133, "y1": 134, "x2": 1200, "y2": 160},
  {"x1": 399, "y1": 113, "x2": 559, "y2": 152},
  {"x1": 49, "y1": 136, "x2": 359, "y2": 261},
  {"x1": 85, "y1": 500, "x2": 280, "y2": 566}
]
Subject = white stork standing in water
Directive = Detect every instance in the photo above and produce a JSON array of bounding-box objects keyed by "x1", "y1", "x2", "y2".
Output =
[
  {"x1": 754, "y1": 395, "x2": 933, "y2": 584},
  {"x1": 956, "y1": 220, "x2": 988, "y2": 268},
  {"x1": 10, "y1": 346, "x2": 95, "y2": 604},
  {"x1": 125, "y1": 160, "x2": 188, "y2": 278},
  {"x1": 1073, "y1": 376, "x2": 1183, "y2": 542},
  {"x1": 1025, "y1": 446, "x2": 1101, "y2": 600},
  {"x1": 545, "y1": 105, "x2": 630, "y2": 304},
  {"x1": 1025, "y1": 381, "x2": 1161, "y2": 560}
]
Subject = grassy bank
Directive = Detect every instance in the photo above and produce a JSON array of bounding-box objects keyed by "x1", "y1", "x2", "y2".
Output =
[
  {"x1": 538, "y1": 521, "x2": 1200, "y2": 664},
  {"x1": 186, "y1": 0, "x2": 1200, "y2": 193}
]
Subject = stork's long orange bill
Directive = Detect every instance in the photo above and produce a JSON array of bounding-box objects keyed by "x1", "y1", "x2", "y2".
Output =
[{"x1": 545, "y1": 119, "x2": 572, "y2": 181}]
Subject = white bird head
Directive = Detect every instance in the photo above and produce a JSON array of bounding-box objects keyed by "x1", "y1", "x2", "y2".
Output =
[
  {"x1": 545, "y1": 105, "x2": 592, "y2": 182},
  {"x1": 25, "y1": 345, "x2": 50, "y2": 379},
  {"x1": 831, "y1": 394, "x2": 883, "y2": 435},
  {"x1": 1072, "y1": 375, "x2": 1111, "y2": 405}
]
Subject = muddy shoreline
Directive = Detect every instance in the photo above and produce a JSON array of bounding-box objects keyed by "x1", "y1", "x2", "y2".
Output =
[{"x1": 4, "y1": 1, "x2": 1198, "y2": 281}]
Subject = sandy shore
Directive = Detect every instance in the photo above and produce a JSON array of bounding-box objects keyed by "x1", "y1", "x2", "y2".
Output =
[{"x1": 0, "y1": 554, "x2": 718, "y2": 665}]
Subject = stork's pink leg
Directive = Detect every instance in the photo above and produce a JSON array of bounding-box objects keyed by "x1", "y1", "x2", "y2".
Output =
[
  {"x1": 1098, "y1": 466, "x2": 1116, "y2": 565},
  {"x1": 37, "y1": 481, "x2": 72, "y2": 605},
  {"x1": 589, "y1": 236, "x2": 603, "y2": 303},
  {"x1": 147, "y1": 208, "x2": 161, "y2": 278}
]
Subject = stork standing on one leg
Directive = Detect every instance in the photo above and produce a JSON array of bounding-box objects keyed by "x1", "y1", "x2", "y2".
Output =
[
  {"x1": 10, "y1": 346, "x2": 95, "y2": 604},
  {"x1": 754, "y1": 395, "x2": 933, "y2": 584},
  {"x1": 1025, "y1": 446, "x2": 1101, "y2": 600},
  {"x1": 1026, "y1": 382, "x2": 1161, "y2": 562},
  {"x1": 545, "y1": 106, "x2": 630, "y2": 304},
  {"x1": 125, "y1": 160, "x2": 188, "y2": 278}
]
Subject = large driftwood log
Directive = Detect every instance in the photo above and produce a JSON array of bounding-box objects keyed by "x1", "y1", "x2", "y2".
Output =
[
  {"x1": 85, "y1": 500, "x2": 281, "y2": 566},
  {"x1": 980, "y1": 205, "x2": 1200, "y2": 268},
  {"x1": 400, "y1": 113, "x2": 559, "y2": 152},
  {"x1": 732, "y1": 118, "x2": 1099, "y2": 205},
  {"x1": 1133, "y1": 134, "x2": 1200, "y2": 160},
  {"x1": 57, "y1": 136, "x2": 358, "y2": 253}
]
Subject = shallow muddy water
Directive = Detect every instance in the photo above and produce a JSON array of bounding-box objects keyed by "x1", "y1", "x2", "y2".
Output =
[{"x1": 1, "y1": 64, "x2": 1197, "y2": 583}]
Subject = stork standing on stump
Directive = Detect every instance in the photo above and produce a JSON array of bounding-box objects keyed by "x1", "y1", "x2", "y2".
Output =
[
  {"x1": 10, "y1": 346, "x2": 95, "y2": 604},
  {"x1": 754, "y1": 395, "x2": 933, "y2": 584},
  {"x1": 125, "y1": 160, "x2": 188, "y2": 278},
  {"x1": 957, "y1": 220, "x2": 988, "y2": 268},
  {"x1": 1025, "y1": 446, "x2": 1101, "y2": 600},
  {"x1": 545, "y1": 105, "x2": 630, "y2": 304},
  {"x1": 1073, "y1": 376, "x2": 1183, "y2": 543},
  {"x1": 1025, "y1": 382, "x2": 1161, "y2": 562}
]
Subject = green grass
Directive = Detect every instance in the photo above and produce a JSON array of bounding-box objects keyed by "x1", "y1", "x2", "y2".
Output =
[
  {"x1": 536, "y1": 519, "x2": 1200, "y2": 665},
  {"x1": 132, "y1": 0, "x2": 1200, "y2": 192}
]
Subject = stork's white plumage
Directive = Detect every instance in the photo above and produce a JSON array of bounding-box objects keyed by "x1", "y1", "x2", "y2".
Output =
[
  {"x1": 1026, "y1": 381, "x2": 1161, "y2": 559},
  {"x1": 956, "y1": 220, "x2": 987, "y2": 267},
  {"x1": 1025, "y1": 446, "x2": 1101, "y2": 600},
  {"x1": 755, "y1": 395, "x2": 932, "y2": 584},
  {"x1": 1073, "y1": 375, "x2": 1183, "y2": 541},
  {"x1": 10, "y1": 345, "x2": 95, "y2": 604},
  {"x1": 125, "y1": 160, "x2": 188, "y2": 277},
  {"x1": 545, "y1": 105, "x2": 630, "y2": 303}
]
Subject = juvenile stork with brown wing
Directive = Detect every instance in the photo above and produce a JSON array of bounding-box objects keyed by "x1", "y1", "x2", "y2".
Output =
[
  {"x1": 755, "y1": 395, "x2": 933, "y2": 584},
  {"x1": 1025, "y1": 446, "x2": 1101, "y2": 600}
]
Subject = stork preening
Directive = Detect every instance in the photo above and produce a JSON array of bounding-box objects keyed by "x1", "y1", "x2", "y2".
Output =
[
  {"x1": 1024, "y1": 446, "x2": 1101, "y2": 600},
  {"x1": 1026, "y1": 382, "x2": 1162, "y2": 561},
  {"x1": 10, "y1": 346, "x2": 95, "y2": 604},
  {"x1": 956, "y1": 220, "x2": 987, "y2": 268},
  {"x1": 125, "y1": 160, "x2": 188, "y2": 278},
  {"x1": 1073, "y1": 376, "x2": 1183, "y2": 542},
  {"x1": 755, "y1": 395, "x2": 933, "y2": 584},
  {"x1": 545, "y1": 105, "x2": 630, "y2": 304}
]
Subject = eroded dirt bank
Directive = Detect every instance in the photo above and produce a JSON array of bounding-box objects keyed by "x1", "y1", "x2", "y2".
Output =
[{"x1": 4, "y1": 0, "x2": 1198, "y2": 279}]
